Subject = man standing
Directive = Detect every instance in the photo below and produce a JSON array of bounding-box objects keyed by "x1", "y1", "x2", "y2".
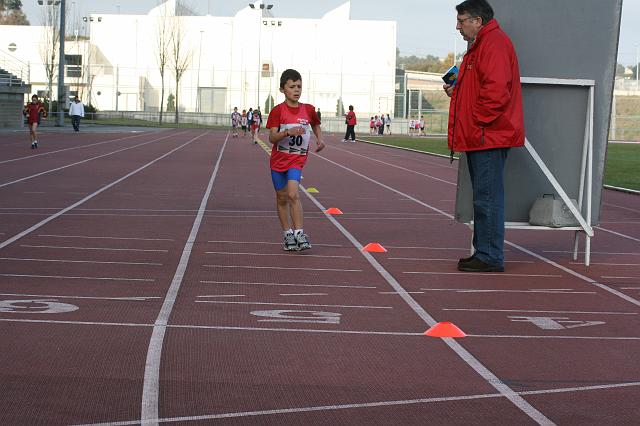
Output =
[
  {"x1": 69, "y1": 96, "x2": 85, "y2": 132},
  {"x1": 444, "y1": 0, "x2": 524, "y2": 272}
]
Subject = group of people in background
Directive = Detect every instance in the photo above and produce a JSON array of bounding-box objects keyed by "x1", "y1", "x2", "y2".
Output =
[
  {"x1": 368, "y1": 114, "x2": 392, "y2": 135},
  {"x1": 408, "y1": 115, "x2": 427, "y2": 136},
  {"x1": 230, "y1": 107, "x2": 263, "y2": 143}
]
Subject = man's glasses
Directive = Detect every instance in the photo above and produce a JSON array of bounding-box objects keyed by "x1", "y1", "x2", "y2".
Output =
[{"x1": 457, "y1": 16, "x2": 479, "y2": 25}]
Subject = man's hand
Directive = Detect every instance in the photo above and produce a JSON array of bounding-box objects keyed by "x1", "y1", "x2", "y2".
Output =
[
  {"x1": 443, "y1": 84, "x2": 454, "y2": 97},
  {"x1": 315, "y1": 140, "x2": 326, "y2": 153}
]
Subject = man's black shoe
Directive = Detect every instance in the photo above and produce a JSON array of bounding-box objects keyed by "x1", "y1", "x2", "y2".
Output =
[
  {"x1": 458, "y1": 254, "x2": 475, "y2": 265},
  {"x1": 457, "y1": 257, "x2": 504, "y2": 272}
]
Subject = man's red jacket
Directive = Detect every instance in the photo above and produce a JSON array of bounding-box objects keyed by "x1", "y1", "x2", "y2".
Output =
[{"x1": 447, "y1": 19, "x2": 524, "y2": 152}]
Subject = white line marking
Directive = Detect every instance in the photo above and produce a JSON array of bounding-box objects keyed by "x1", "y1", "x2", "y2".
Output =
[
  {"x1": 0, "y1": 130, "x2": 187, "y2": 188},
  {"x1": 389, "y1": 257, "x2": 533, "y2": 263},
  {"x1": 385, "y1": 245, "x2": 469, "y2": 250},
  {"x1": 298, "y1": 159, "x2": 554, "y2": 424},
  {"x1": 379, "y1": 291, "x2": 425, "y2": 295},
  {"x1": 196, "y1": 295, "x2": 246, "y2": 298},
  {"x1": 421, "y1": 288, "x2": 597, "y2": 295},
  {"x1": 279, "y1": 293, "x2": 328, "y2": 296},
  {"x1": 38, "y1": 234, "x2": 174, "y2": 241},
  {"x1": 468, "y1": 334, "x2": 640, "y2": 340},
  {"x1": 204, "y1": 251, "x2": 352, "y2": 259},
  {"x1": 0, "y1": 293, "x2": 160, "y2": 301},
  {"x1": 442, "y1": 308, "x2": 637, "y2": 315},
  {"x1": 0, "y1": 132, "x2": 207, "y2": 251},
  {"x1": 595, "y1": 226, "x2": 640, "y2": 243},
  {"x1": 0, "y1": 273, "x2": 154, "y2": 282},
  {"x1": 601, "y1": 276, "x2": 639, "y2": 280},
  {"x1": 508, "y1": 241, "x2": 640, "y2": 307},
  {"x1": 19, "y1": 244, "x2": 168, "y2": 253},
  {"x1": 570, "y1": 262, "x2": 640, "y2": 266},
  {"x1": 141, "y1": 131, "x2": 226, "y2": 425},
  {"x1": 200, "y1": 281, "x2": 376, "y2": 289},
  {"x1": 403, "y1": 271, "x2": 561, "y2": 277},
  {"x1": 73, "y1": 381, "x2": 640, "y2": 426},
  {"x1": 603, "y1": 202, "x2": 640, "y2": 214},
  {"x1": 543, "y1": 250, "x2": 640, "y2": 256},
  {"x1": 0, "y1": 132, "x2": 148, "y2": 164},
  {"x1": 207, "y1": 240, "x2": 344, "y2": 247},
  {"x1": 621, "y1": 287, "x2": 640, "y2": 290},
  {"x1": 203, "y1": 265, "x2": 362, "y2": 272},
  {"x1": 0, "y1": 257, "x2": 162, "y2": 266},
  {"x1": 194, "y1": 300, "x2": 392, "y2": 309}
]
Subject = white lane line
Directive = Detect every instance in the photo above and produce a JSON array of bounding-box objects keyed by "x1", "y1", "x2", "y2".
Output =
[
  {"x1": 543, "y1": 250, "x2": 640, "y2": 256},
  {"x1": 196, "y1": 295, "x2": 246, "y2": 298},
  {"x1": 468, "y1": 334, "x2": 640, "y2": 341},
  {"x1": 0, "y1": 132, "x2": 207, "y2": 251},
  {"x1": 570, "y1": 262, "x2": 640, "y2": 266},
  {"x1": 0, "y1": 293, "x2": 160, "y2": 301},
  {"x1": 203, "y1": 265, "x2": 362, "y2": 272},
  {"x1": 621, "y1": 287, "x2": 640, "y2": 290},
  {"x1": 0, "y1": 273, "x2": 154, "y2": 282},
  {"x1": 207, "y1": 240, "x2": 344, "y2": 247},
  {"x1": 38, "y1": 234, "x2": 174, "y2": 241},
  {"x1": 390, "y1": 257, "x2": 533, "y2": 263},
  {"x1": 385, "y1": 245, "x2": 469, "y2": 250},
  {"x1": 280, "y1": 293, "x2": 328, "y2": 296},
  {"x1": 19, "y1": 244, "x2": 168, "y2": 253},
  {"x1": 141, "y1": 131, "x2": 226, "y2": 425},
  {"x1": 0, "y1": 131, "x2": 148, "y2": 164},
  {"x1": 603, "y1": 202, "x2": 640, "y2": 214},
  {"x1": 421, "y1": 288, "x2": 597, "y2": 295},
  {"x1": 298, "y1": 162, "x2": 553, "y2": 425},
  {"x1": 442, "y1": 308, "x2": 637, "y2": 315},
  {"x1": 73, "y1": 381, "x2": 640, "y2": 426},
  {"x1": 0, "y1": 257, "x2": 162, "y2": 266},
  {"x1": 595, "y1": 226, "x2": 640, "y2": 243},
  {"x1": 403, "y1": 271, "x2": 561, "y2": 277},
  {"x1": 601, "y1": 276, "x2": 639, "y2": 280},
  {"x1": 200, "y1": 281, "x2": 376, "y2": 289},
  {"x1": 0, "y1": 130, "x2": 187, "y2": 188},
  {"x1": 379, "y1": 291, "x2": 425, "y2": 295},
  {"x1": 204, "y1": 251, "x2": 352, "y2": 259},
  {"x1": 194, "y1": 300, "x2": 392, "y2": 309}
]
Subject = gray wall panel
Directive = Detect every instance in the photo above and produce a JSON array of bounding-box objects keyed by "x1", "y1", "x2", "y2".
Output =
[{"x1": 455, "y1": 0, "x2": 623, "y2": 225}]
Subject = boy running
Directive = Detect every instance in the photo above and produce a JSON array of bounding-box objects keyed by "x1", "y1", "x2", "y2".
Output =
[
  {"x1": 230, "y1": 107, "x2": 241, "y2": 138},
  {"x1": 267, "y1": 69, "x2": 325, "y2": 251},
  {"x1": 23, "y1": 94, "x2": 47, "y2": 149},
  {"x1": 241, "y1": 109, "x2": 248, "y2": 136}
]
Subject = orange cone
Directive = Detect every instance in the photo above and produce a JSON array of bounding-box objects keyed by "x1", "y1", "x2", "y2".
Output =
[
  {"x1": 362, "y1": 243, "x2": 387, "y2": 253},
  {"x1": 424, "y1": 322, "x2": 466, "y2": 338},
  {"x1": 325, "y1": 207, "x2": 343, "y2": 215}
]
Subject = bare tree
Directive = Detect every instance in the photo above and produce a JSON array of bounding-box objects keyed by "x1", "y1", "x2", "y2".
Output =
[
  {"x1": 155, "y1": 4, "x2": 171, "y2": 125},
  {"x1": 169, "y1": 14, "x2": 192, "y2": 124},
  {"x1": 39, "y1": 4, "x2": 61, "y2": 113}
]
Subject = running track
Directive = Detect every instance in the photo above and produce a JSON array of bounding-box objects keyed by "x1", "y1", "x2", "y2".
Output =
[{"x1": 0, "y1": 128, "x2": 638, "y2": 425}]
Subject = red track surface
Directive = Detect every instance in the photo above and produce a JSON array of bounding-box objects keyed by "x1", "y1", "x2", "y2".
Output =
[{"x1": 0, "y1": 128, "x2": 638, "y2": 425}]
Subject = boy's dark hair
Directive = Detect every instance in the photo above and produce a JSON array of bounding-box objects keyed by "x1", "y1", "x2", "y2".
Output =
[
  {"x1": 31, "y1": 94, "x2": 38, "y2": 99},
  {"x1": 456, "y1": 0, "x2": 494, "y2": 24},
  {"x1": 280, "y1": 68, "x2": 302, "y2": 88},
  {"x1": 348, "y1": 105, "x2": 354, "y2": 111}
]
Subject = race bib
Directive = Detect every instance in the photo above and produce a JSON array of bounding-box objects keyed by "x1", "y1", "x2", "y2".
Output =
[{"x1": 277, "y1": 124, "x2": 311, "y2": 155}]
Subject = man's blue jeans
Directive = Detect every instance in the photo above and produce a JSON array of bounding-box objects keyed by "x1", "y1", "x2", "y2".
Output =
[{"x1": 466, "y1": 148, "x2": 509, "y2": 267}]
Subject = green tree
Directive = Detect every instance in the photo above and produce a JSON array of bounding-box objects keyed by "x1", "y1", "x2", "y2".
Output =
[
  {"x1": 0, "y1": 0, "x2": 29, "y2": 25},
  {"x1": 167, "y1": 93, "x2": 175, "y2": 112}
]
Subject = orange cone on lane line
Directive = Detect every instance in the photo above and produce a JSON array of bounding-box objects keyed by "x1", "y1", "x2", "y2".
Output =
[
  {"x1": 325, "y1": 207, "x2": 343, "y2": 215},
  {"x1": 424, "y1": 322, "x2": 466, "y2": 338},
  {"x1": 362, "y1": 243, "x2": 387, "y2": 253}
]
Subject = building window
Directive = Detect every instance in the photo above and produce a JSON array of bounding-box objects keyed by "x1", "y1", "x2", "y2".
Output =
[{"x1": 65, "y1": 54, "x2": 82, "y2": 78}]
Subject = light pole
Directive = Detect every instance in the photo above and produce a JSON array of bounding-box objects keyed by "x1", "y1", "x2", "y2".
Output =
[
  {"x1": 38, "y1": 0, "x2": 66, "y2": 126},
  {"x1": 636, "y1": 44, "x2": 639, "y2": 92},
  {"x1": 196, "y1": 30, "x2": 204, "y2": 112},
  {"x1": 249, "y1": 3, "x2": 273, "y2": 109}
]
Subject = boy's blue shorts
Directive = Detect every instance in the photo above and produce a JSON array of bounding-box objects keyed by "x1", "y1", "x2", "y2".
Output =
[{"x1": 271, "y1": 168, "x2": 302, "y2": 191}]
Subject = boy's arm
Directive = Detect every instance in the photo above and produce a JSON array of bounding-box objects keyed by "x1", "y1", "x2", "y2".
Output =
[
  {"x1": 311, "y1": 124, "x2": 325, "y2": 153},
  {"x1": 269, "y1": 126, "x2": 291, "y2": 144}
]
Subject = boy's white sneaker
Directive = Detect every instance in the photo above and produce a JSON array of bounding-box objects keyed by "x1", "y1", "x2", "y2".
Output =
[
  {"x1": 283, "y1": 231, "x2": 298, "y2": 251},
  {"x1": 295, "y1": 233, "x2": 311, "y2": 251}
]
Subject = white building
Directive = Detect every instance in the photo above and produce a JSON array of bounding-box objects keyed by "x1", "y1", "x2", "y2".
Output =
[{"x1": 0, "y1": 0, "x2": 397, "y2": 117}]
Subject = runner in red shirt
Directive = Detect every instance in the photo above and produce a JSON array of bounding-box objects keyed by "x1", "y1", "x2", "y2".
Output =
[
  {"x1": 22, "y1": 94, "x2": 47, "y2": 149},
  {"x1": 267, "y1": 68, "x2": 325, "y2": 251}
]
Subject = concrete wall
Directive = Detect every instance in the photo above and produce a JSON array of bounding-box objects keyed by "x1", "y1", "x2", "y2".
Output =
[{"x1": 0, "y1": 85, "x2": 31, "y2": 128}]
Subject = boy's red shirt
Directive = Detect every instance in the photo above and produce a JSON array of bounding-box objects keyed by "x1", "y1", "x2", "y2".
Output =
[{"x1": 266, "y1": 102, "x2": 320, "y2": 172}]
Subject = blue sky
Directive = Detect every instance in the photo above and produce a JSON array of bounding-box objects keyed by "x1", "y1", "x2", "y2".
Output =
[{"x1": 21, "y1": 0, "x2": 640, "y2": 66}]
